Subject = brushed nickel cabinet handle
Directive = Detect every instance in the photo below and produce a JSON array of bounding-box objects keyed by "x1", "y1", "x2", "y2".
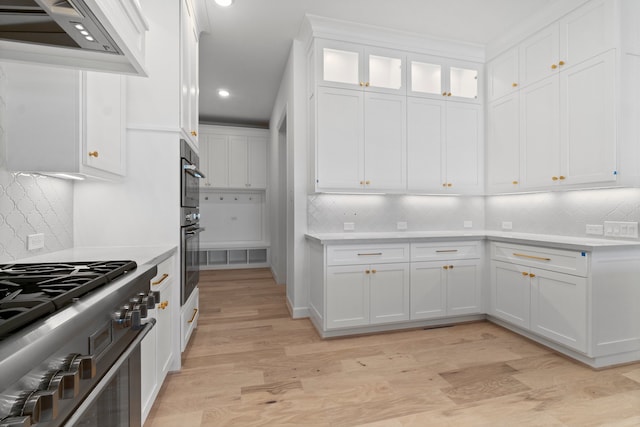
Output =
[
  {"x1": 357, "y1": 252, "x2": 383, "y2": 256},
  {"x1": 436, "y1": 249, "x2": 458, "y2": 253}
]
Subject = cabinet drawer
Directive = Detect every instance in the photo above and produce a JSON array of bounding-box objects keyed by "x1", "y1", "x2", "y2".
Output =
[
  {"x1": 181, "y1": 287, "x2": 199, "y2": 352},
  {"x1": 411, "y1": 241, "x2": 481, "y2": 262},
  {"x1": 150, "y1": 257, "x2": 174, "y2": 291},
  {"x1": 327, "y1": 244, "x2": 410, "y2": 266},
  {"x1": 491, "y1": 242, "x2": 588, "y2": 277}
]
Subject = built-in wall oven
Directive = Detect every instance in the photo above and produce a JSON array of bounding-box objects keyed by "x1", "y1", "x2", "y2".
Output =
[{"x1": 180, "y1": 140, "x2": 204, "y2": 305}]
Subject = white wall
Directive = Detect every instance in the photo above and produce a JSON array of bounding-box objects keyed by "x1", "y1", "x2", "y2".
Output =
[{"x1": 269, "y1": 39, "x2": 308, "y2": 317}]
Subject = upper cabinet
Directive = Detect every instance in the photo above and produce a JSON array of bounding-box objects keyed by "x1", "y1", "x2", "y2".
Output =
[
  {"x1": 486, "y1": 0, "x2": 639, "y2": 193},
  {"x1": 199, "y1": 125, "x2": 268, "y2": 190},
  {"x1": 317, "y1": 40, "x2": 406, "y2": 94},
  {"x1": 0, "y1": 0, "x2": 148, "y2": 75},
  {"x1": 180, "y1": 0, "x2": 200, "y2": 147},
  {"x1": 4, "y1": 62, "x2": 126, "y2": 180},
  {"x1": 408, "y1": 54, "x2": 481, "y2": 103}
]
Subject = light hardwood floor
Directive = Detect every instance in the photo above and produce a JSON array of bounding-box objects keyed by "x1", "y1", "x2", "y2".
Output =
[{"x1": 145, "y1": 268, "x2": 640, "y2": 426}]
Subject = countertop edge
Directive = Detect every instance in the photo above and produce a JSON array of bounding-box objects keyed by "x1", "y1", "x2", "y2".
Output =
[
  {"x1": 11, "y1": 245, "x2": 178, "y2": 267},
  {"x1": 305, "y1": 232, "x2": 640, "y2": 251}
]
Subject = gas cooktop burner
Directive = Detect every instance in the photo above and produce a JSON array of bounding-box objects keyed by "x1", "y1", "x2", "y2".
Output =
[{"x1": 0, "y1": 260, "x2": 137, "y2": 339}]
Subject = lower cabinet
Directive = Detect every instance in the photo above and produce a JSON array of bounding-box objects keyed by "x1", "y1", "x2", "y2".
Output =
[
  {"x1": 490, "y1": 242, "x2": 591, "y2": 354},
  {"x1": 141, "y1": 256, "x2": 176, "y2": 423},
  {"x1": 181, "y1": 286, "x2": 199, "y2": 352}
]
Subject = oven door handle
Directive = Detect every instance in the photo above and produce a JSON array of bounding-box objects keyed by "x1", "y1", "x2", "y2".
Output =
[
  {"x1": 183, "y1": 164, "x2": 206, "y2": 179},
  {"x1": 185, "y1": 227, "x2": 204, "y2": 236},
  {"x1": 64, "y1": 320, "x2": 156, "y2": 427}
]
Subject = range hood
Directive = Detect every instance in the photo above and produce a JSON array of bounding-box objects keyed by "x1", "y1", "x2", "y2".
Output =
[{"x1": 0, "y1": 0, "x2": 148, "y2": 75}]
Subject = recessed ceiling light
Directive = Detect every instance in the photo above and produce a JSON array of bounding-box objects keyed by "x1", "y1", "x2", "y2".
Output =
[
  {"x1": 218, "y1": 89, "x2": 230, "y2": 97},
  {"x1": 214, "y1": 0, "x2": 234, "y2": 7}
]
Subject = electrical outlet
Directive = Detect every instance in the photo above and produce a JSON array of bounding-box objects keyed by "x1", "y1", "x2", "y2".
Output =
[
  {"x1": 502, "y1": 221, "x2": 513, "y2": 231},
  {"x1": 585, "y1": 224, "x2": 604, "y2": 235},
  {"x1": 604, "y1": 221, "x2": 638, "y2": 238},
  {"x1": 27, "y1": 233, "x2": 45, "y2": 250},
  {"x1": 343, "y1": 222, "x2": 355, "y2": 231},
  {"x1": 397, "y1": 221, "x2": 407, "y2": 230},
  {"x1": 463, "y1": 220, "x2": 473, "y2": 228}
]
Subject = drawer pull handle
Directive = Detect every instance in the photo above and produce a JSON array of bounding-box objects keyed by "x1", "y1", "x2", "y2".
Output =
[
  {"x1": 513, "y1": 253, "x2": 551, "y2": 261},
  {"x1": 188, "y1": 308, "x2": 198, "y2": 323},
  {"x1": 152, "y1": 273, "x2": 169, "y2": 286},
  {"x1": 435, "y1": 249, "x2": 458, "y2": 253},
  {"x1": 357, "y1": 253, "x2": 383, "y2": 256}
]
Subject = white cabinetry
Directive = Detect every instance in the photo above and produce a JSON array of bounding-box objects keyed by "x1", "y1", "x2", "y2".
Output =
[
  {"x1": 199, "y1": 126, "x2": 268, "y2": 190},
  {"x1": 410, "y1": 242, "x2": 482, "y2": 319},
  {"x1": 486, "y1": 0, "x2": 630, "y2": 193},
  {"x1": 490, "y1": 242, "x2": 588, "y2": 354},
  {"x1": 325, "y1": 244, "x2": 410, "y2": 329},
  {"x1": 407, "y1": 98, "x2": 482, "y2": 193},
  {"x1": 180, "y1": 0, "x2": 200, "y2": 147},
  {"x1": 181, "y1": 287, "x2": 199, "y2": 352},
  {"x1": 4, "y1": 62, "x2": 126, "y2": 180},
  {"x1": 408, "y1": 54, "x2": 480, "y2": 103},
  {"x1": 141, "y1": 256, "x2": 176, "y2": 424}
]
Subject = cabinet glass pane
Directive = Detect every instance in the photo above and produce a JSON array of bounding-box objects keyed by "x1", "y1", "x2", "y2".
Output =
[
  {"x1": 323, "y1": 48, "x2": 359, "y2": 85},
  {"x1": 450, "y1": 67, "x2": 478, "y2": 99},
  {"x1": 369, "y1": 55, "x2": 402, "y2": 89},
  {"x1": 411, "y1": 61, "x2": 441, "y2": 94}
]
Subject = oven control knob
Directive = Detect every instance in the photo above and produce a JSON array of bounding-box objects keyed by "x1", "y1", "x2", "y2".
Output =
[
  {"x1": 127, "y1": 308, "x2": 142, "y2": 330},
  {"x1": 134, "y1": 303, "x2": 148, "y2": 319},
  {"x1": 137, "y1": 292, "x2": 155, "y2": 309},
  {"x1": 0, "y1": 416, "x2": 32, "y2": 427},
  {"x1": 22, "y1": 390, "x2": 58, "y2": 423},
  {"x1": 70, "y1": 356, "x2": 96, "y2": 380},
  {"x1": 54, "y1": 371, "x2": 80, "y2": 399}
]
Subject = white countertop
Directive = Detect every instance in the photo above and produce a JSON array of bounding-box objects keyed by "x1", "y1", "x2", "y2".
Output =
[
  {"x1": 305, "y1": 231, "x2": 640, "y2": 251},
  {"x1": 12, "y1": 245, "x2": 177, "y2": 267}
]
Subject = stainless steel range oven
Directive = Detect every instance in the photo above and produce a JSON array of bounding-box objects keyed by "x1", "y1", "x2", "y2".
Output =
[
  {"x1": 0, "y1": 261, "x2": 159, "y2": 427},
  {"x1": 180, "y1": 140, "x2": 204, "y2": 306}
]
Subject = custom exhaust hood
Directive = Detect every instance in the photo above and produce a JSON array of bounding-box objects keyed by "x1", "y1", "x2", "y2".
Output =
[{"x1": 0, "y1": 0, "x2": 148, "y2": 75}]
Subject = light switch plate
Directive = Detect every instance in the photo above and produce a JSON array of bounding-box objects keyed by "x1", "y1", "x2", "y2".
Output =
[
  {"x1": 502, "y1": 221, "x2": 513, "y2": 231},
  {"x1": 463, "y1": 220, "x2": 473, "y2": 228},
  {"x1": 585, "y1": 224, "x2": 604, "y2": 235},
  {"x1": 343, "y1": 222, "x2": 355, "y2": 231}
]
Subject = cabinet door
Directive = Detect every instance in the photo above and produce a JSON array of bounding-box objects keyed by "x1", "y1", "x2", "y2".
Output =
[
  {"x1": 364, "y1": 46, "x2": 405, "y2": 94},
  {"x1": 316, "y1": 87, "x2": 364, "y2": 190},
  {"x1": 530, "y1": 268, "x2": 587, "y2": 352},
  {"x1": 83, "y1": 72, "x2": 126, "y2": 176},
  {"x1": 487, "y1": 93, "x2": 520, "y2": 192},
  {"x1": 228, "y1": 136, "x2": 249, "y2": 188},
  {"x1": 408, "y1": 55, "x2": 443, "y2": 99},
  {"x1": 317, "y1": 40, "x2": 364, "y2": 90},
  {"x1": 364, "y1": 92, "x2": 406, "y2": 191},
  {"x1": 487, "y1": 47, "x2": 519, "y2": 101},
  {"x1": 248, "y1": 137, "x2": 267, "y2": 189},
  {"x1": 447, "y1": 63, "x2": 480, "y2": 102},
  {"x1": 559, "y1": 0, "x2": 614, "y2": 69},
  {"x1": 180, "y1": 0, "x2": 198, "y2": 145},
  {"x1": 520, "y1": 76, "x2": 561, "y2": 188},
  {"x1": 410, "y1": 262, "x2": 446, "y2": 320},
  {"x1": 369, "y1": 263, "x2": 410, "y2": 324},
  {"x1": 560, "y1": 50, "x2": 616, "y2": 185},
  {"x1": 519, "y1": 24, "x2": 559, "y2": 88},
  {"x1": 407, "y1": 97, "x2": 445, "y2": 192},
  {"x1": 491, "y1": 261, "x2": 530, "y2": 329},
  {"x1": 140, "y1": 315, "x2": 157, "y2": 421},
  {"x1": 326, "y1": 266, "x2": 369, "y2": 329},
  {"x1": 199, "y1": 136, "x2": 210, "y2": 188},
  {"x1": 446, "y1": 260, "x2": 481, "y2": 315},
  {"x1": 207, "y1": 135, "x2": 229, "y2": 188},
  {"x1": 156, "y1": 283, "x2": 174, "y2": 383},
  {"x1": 444, "y1": 102, "x2": 482, "y2": 191}
]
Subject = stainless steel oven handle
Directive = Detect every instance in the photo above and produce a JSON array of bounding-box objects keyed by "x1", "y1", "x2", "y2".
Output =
[
  {"x1": 64, "y1": 320, "x2": 156, "y2": 427},
  {"x1": 185, "y1": 227, "x2": 205, "y2": 236},
  {"x1": 183, "y1": 164, "x2": 206, "y2": 179}
]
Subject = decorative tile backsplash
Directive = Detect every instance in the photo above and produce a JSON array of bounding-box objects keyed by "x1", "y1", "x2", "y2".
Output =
[
  {"x1": 0, "y1": 64, "x2": 73, "y2": 263},
  {"x1": 308, "y1": 194, "x2": 485, "y2": 233}
]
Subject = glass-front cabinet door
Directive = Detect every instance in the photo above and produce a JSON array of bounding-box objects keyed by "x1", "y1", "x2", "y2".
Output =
[
  {"x1": 408, "y1": 54, "x2": 480, "y2": 102},
  {"x1": 317, "y1": 39, "x2": 405, "y2": 94}
]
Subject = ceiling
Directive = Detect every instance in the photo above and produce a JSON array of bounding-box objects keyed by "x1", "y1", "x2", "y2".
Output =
[{"x1": 198, "y1": 0, "x2": 555, "y2": 128}]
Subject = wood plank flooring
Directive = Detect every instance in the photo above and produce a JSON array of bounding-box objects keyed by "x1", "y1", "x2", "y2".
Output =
[{"x1": 144, "y1": 268, "x2": 640, "y2": 426}]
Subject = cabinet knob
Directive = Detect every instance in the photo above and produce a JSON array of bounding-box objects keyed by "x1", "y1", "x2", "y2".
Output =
[
  {"x1": 522, "y1": 272, "x2": 528, "y2": 276},
  {"x1": 360, "y1": 82, "x2": 365, "y2": 87},
  {"x1": 360, "y1": 180, "x2": 364, "y2": 185},
  {"x1": 529, "y1": 273, "x2": 536, "y2": 278},
  {"x1": 88, "y1": 151, "x2": 99, "y2": 158},
  {"x1": 552, "y1": 176, "x2": 559, "y2": 181},
  {"x1": 365, "y1": 82, "x2": 370, "y2": 87},
  {"x1": 551, "y1": 64, "x2": 558, "y2": 69},
  {"x1": 512, "y1": 82, "x2": 518, "y2": 87},
  {"x1": 512, "y1": 181, "x2": 519, "y2": 185},
  {"x1": 447, "y1": 92, "x2": 452, "y2": 97},
  {"x1": 160, "y1": 301, "x2": 169, "y2": 310},
  {"x1": 442, "y1": 92, "x2": 447, "y2": 96},
  {"x1": 447, "y1": 183, "x2": 452, "y2": 187},
  {"x1": 365, "y1": 270, "x2": 370, "y2": 274},
  {"x1": 442, "y1": 183, "x2": 447, "y2": 187},
  {"x1": 191, "y1": 131, "x2": 198, "y2": 136},
  {"x1": 449, "y1": 265, "x2": 454, "y2": 269},
  {"x1": 559, "y1": 60, "x2": 565, "y2": 66},
  {"x1": 365, "y1": 180, "x2": 370, "y2": 185},
  {"x1": 371, "y1": 269, "x2": 376, "y2": 274},
  {"x1": 443, "y1": 266, "x2": 448, "y2": 270},
  {"x1": 559, "y1": 176, "x2": 566, "y2": 180}
]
